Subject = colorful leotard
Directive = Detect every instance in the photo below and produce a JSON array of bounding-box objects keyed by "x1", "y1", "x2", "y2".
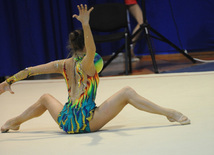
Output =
[{"x1": 57, "y1": 53, "x2": 103, "y2": 134}]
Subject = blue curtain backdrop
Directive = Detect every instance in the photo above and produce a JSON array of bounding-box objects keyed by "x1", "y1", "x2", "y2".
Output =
[{"x1": 0, "y1": 0, "x2": 214, "y2": 76}]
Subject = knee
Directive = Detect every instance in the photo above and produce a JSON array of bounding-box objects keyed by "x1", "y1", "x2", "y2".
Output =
[
  {"x1": 40, "y1": 93, "x2": 52, "y2": 100},
  {"x1": 39, "y1": 93, "x2": 52, "y2": 106},
  {"x1": 122, "y1": 86, "x2": 136, "y2": 97}
]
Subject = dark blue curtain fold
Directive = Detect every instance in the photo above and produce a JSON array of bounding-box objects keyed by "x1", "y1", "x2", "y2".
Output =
[{"x1": 0, "y1": 0, "x2": 214, "y2": 76}]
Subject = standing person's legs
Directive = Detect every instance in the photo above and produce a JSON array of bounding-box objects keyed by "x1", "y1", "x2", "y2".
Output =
[
  {"x1": 89, "y1": 86, "x2": 190, "y2": 132},
  {"x1": 127, "y1": 4, "x2": 144, "y2": 57},
  {"x1": 1, "y1": 93, "x2": 63, "y2": 132}
]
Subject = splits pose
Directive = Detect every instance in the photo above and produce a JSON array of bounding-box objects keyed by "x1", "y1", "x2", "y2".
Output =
[{"x1": 0, "y1": 4, "x2": 190, "y2": 134}]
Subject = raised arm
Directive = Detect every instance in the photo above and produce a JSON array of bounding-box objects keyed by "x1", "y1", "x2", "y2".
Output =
[
  {"x1": 0, "y1": 60, "x2": 64, "y2": 95},
  {"x1": 73, "y1": 4, "x2": 96, "y2": 76}
]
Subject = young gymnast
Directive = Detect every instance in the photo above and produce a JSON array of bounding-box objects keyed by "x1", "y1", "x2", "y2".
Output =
[{"x1": 0, "y1": 4, "x2": 190, "y2": 134}]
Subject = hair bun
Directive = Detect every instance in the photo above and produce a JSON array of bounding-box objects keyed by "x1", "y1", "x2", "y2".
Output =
[
  {"x1": 69, "y1": 31, "x2": 79, "y2": 41},
  {"x1": 67, "y1": 29, "x2": 84, "y2": 52}
]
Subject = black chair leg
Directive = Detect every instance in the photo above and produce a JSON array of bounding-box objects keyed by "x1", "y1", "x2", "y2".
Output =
[
  {"x1": 128, "y1": 37, "x2": 132, "y2": 74},
  {"x1": 125, "y1": 33, "x2": 129, "y2": 75}
]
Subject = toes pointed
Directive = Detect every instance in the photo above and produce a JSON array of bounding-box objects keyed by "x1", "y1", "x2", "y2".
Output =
[
  {"x1": 1, "y1": 127, "x2": 9, "y2": 133},
  {"x1": 178, "y1": 115, "x2": 191, "y2": 125}
]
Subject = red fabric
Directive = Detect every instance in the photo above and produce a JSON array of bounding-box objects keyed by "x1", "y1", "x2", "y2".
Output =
[{"x1": 124, "y1": 0, "x2": 137, "y2": 5}]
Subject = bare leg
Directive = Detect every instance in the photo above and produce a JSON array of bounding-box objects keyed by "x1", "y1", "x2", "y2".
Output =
[
  {"x1": 127, "y1": 4, "x2": 144, "y2": 56},
  {"x1": 1, "y1": 94, "x2": 63, "y2": 133},
  {"x1": 89, "y1": 86, "x2": 190, "y2": 132}
]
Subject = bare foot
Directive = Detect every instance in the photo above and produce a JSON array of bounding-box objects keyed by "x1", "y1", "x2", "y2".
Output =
[
  {"x1": 1, "y1": 118, "x2": 20, "y2": 133},
  {"x1": 167, "y1": 116, "x2": 175, "y2": 122},
  {"x1": 167, "y1": 110, "x2": 190, "y2": 125}
]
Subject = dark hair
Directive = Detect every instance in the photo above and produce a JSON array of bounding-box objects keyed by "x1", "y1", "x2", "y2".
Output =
[{"x1": 67, "y1": 29, "x2": 84, "y2": 52}]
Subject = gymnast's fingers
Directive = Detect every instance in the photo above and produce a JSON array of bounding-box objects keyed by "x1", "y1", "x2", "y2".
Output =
[
  {"x1": 84, "y1": 4, "x2": 87, "y2": 11},
  {"x1": 72, "y1": 14, "x2": 78, "y2": 19},
  {"x1": 8, "y1": 86, "x2": 14, "y2": 94},
  {"x1": 77, "y1": 5, "x2": 81, "y2": 14},
  {"x1": 88, "y1": 7, "x2": 94, "y2": 13},
  {"x1": 80, "y1": 4, "x2": 84, "y2": 10}
]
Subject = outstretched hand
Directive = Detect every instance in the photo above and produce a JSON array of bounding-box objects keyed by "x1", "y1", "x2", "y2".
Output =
[
  {"x1": 72, "y1": 4, "x2": 94, "y2": 24},
  {"x1": 0, "y1": 81, "x2": 14, "y2": 95}
]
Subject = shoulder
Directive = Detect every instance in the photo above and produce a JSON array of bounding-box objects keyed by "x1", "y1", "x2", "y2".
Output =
[
  {"x1": 81, "y1": 53, "x2": 103, "y2": 76},
  {"x1": 58, "y1": 58, "x2": 74, "y2": 72}
]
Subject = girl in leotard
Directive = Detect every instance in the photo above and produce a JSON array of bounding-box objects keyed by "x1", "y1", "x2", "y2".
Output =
[{"x1": 0, "y1": 4, "x2": 190, "y2": 134}]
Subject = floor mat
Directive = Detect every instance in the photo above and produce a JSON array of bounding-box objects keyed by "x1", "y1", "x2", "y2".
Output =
[{"x1": 162, "y1": 62, "x2": 214, "y2": 73}]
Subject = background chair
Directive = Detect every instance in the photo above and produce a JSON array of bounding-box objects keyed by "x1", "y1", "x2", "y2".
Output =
[{"x1": 89, "y1": 3, "x2": 132, "y2": 75}]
